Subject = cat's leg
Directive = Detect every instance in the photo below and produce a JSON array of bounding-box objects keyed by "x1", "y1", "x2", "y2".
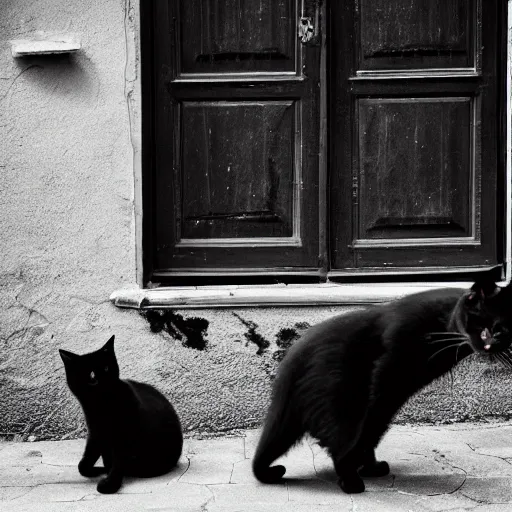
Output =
[
  {"x1": 332, "y1": 450, "x2": 366, "y2": 494},
  {"x1": 78, "y1": 436, "x2": 106, "y2": 478},
  {"x1": 96, "y1": 449, "x2": 124, "y2": 494},
  {"x1": 353, "y1": 343, "x2": 417, "y2": 479},
  {"x1": 354, "y1": 429, "x2": 392, "y2": 479},
  {"x1": 318, "y1": 358, "x2": 374, "y2": 493},
  {"x1": 101, "y1": 450, "x2": 112, "y2": 471},
  {"x1": 314, "y1": 415, "x2": 367, "y2": 493},
  {"x1": 355, "y1": 383, "x2": 410, "y2": 478},
  {"x1": 351, "y1": 410, "x2": 395, "y2": 479},
  {"x1": 357, "y1": 448, "x2": 390, "y2": 477}
]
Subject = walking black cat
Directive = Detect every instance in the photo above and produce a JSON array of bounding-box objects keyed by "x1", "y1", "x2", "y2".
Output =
[
  {"x1": 59, "y1": 336, "x2": 183, "y2": 494},
  {"x1": 253, "y1": 280, "x2": 512, "y2": 493}
]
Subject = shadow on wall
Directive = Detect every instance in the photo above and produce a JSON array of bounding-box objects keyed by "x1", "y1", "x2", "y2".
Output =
[{"x1": 6, "y1": 52, "x2": 100, "y2": 105}]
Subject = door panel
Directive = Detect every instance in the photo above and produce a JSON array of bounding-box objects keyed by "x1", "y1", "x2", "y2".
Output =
[
  {"x1": 331, "y1": 0, "x2": 500, "y2": 272},
  {"x1": 179, "y1": 0, "x2": 297, "y2": 74},
  {"x1": 358, "y1": 0, "x2": 475, "y2": 70},
  {"x1": 152, "y1": 0, "x2": 320, "y2": 278},
  {"x1": 179, "y1": 101, "x2": 296, "y2": 240},
  {"x1": 356, "y1": 97, "x2": 474, "y2": 242}
]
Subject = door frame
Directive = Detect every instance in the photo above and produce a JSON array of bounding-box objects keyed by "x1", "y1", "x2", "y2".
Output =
[{"x1": 135, "y1": 0, "x2": 511, "y2": 289}]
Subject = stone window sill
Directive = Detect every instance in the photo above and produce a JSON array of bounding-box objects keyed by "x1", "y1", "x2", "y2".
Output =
[{"x1": 109, "y1": 282, "x2": 475, "y2": 309}]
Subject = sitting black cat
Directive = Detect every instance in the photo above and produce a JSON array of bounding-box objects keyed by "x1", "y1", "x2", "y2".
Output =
[
  {"x1": 253, "y1": 280, "x2": 512, "y2": 494},
  {"x1": 59, "y1": 335, "x2": 183, "y2": 494}
]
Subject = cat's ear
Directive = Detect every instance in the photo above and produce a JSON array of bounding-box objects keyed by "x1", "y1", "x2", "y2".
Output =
[
  {"x1": 102, "y1": 335, "x2": 115, "y2": 352},
  {"x1": 470, "y1": 280, "x2": 500, "y2": 300},
  {"x1": 59, "y1": 349, "x2": 78, "y2": 365}
]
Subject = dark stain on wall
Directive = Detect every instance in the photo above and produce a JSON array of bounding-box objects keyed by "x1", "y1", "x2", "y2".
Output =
[
  {"x1": 276, "y1": 327, "x2": 299, "y2": 348},
  {"x1": 141, "y1": 310, "x2": 209, "y2": 350},
  {"x1": 273, "y1": 322, "x2": 311, "y2": 362},
  {"x1": 232, "y1": 312, "x2": 270, "y2": 355}
]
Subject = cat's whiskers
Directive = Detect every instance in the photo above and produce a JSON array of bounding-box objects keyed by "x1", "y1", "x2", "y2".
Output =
[
  {"x1": 427, "y1": 340, "x2": 469, "y2": 363},
  {"x1": 455, "y1": 340, "x2": 469, "y2": 362},
  {"x1": 427, "y1": 331, "x2": 466, "y2": 337},
  {"x1": 493, "y1": 353, "x2": 509, "y2": 368},
  {"x1": 425, "y1": 332, "x2": 467, "y2": 346},
  {"x1": 427, "y1": 337, "x2": 467, "y2": 345},
  {"x1": 494, "y1": 353, "x2": 506, "y2": 365},
  {"x1": 495, "y1": 351, "x2": 512, "y2": 369}
]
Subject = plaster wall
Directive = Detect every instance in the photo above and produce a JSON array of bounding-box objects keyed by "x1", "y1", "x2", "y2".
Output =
[
  {"x1": 0, "y1": 0, "x2": 140, "y2": 438},
  {"x1": 0, "y1": 0, "x2": 511, "y2": 441}
]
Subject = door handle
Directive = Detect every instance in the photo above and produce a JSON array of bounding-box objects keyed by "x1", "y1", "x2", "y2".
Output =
[{"x1": 298, "y1": 17, "x2": 314, "y2": 44}]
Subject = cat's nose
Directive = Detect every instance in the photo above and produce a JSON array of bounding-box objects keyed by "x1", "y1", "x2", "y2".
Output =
[
  {"x1": 482, "y1": 328, "x2": 512, "y2": 352},
  {"x1": 481, "y1": 328, "x2": 492, "y2": 350}
]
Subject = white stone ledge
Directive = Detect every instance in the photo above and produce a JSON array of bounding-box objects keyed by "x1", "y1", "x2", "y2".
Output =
[
  {"x1": 11, "y1": 34, "x2": 81, "y2": 57},
  {"x1": 109, "y1": 282, "x2": 474, "y2": 309}
]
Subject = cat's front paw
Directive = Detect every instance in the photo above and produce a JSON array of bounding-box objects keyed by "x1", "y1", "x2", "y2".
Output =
[
  {"x1": 78, "y1": 459, "x2": 106, "y2": 478},
  {"x1": 338, "y1": 474, "x2": 365, "y2": 494},
  {"x1": 97, "y1": 476, "x2": 123, "y2": 494}
]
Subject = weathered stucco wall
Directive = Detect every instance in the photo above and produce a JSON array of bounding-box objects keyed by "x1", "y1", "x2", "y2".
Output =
[
  {"x1": 0, "y1": 0, "x2": 139, "y2": 438},
  {"x1": 1, "y1": 0, "x2": 512, "y2": 442}
]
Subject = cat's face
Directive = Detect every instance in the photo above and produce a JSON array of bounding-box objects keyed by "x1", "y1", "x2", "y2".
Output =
[
  {"x1": 458, "y1": 281, "x2": 512, "y2": 354},
  {"x1": 59, "y1": 335, "x2": 120, "y2": 399}
]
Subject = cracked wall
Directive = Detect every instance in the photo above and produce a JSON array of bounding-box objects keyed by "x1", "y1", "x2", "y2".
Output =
[{"x1": 2, "y1": 0, "x2": 512, "y2": 442}]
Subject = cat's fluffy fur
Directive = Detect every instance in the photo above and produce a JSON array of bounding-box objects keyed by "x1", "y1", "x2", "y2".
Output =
[
  {"x1": 60, "y1": 336, "x2": 182, "y2": 494},
  {"x1": 253, "y1": 280, "x2": 512, "y2": 493}
]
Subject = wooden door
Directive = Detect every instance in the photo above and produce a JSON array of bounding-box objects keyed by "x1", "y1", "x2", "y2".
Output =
[
  {"x1": 330, "y1": 0, "x2": 504, "y2": 276},
  {"x1": 150, "y1": 1, "x2": 321, "y2": 281}
]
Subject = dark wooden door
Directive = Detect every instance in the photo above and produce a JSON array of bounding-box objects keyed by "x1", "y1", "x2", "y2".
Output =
[
  {"x1": 330, "y1": 0, "x2": 503, "y2": 275},
  {"x1": 151, "y1": 1, "x2": 321, "y2": 281}
]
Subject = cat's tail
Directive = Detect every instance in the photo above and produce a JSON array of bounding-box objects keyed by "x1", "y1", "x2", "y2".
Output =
[{"x1": 252, "y1": 365, "x2": 304, "y2": 483}]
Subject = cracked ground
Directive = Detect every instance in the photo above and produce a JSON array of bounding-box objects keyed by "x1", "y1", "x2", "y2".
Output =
[{"x1": 2, "y1": 423, "x2": 512, "y2": 511}]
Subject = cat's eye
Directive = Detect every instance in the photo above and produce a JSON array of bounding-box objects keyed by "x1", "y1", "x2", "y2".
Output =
[{"x1": 104, "y1": 366, "x2": 109, "y2": 373}]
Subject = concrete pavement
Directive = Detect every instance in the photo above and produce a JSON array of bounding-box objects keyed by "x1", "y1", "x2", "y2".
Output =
[{"x1": 2, "y1": 422, "x2": 512, "y2": 511}]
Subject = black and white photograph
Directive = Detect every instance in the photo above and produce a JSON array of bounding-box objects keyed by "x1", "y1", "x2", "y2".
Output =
[{"x1": 1, "y1": 1, "x2": 511, "y2": 510}]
